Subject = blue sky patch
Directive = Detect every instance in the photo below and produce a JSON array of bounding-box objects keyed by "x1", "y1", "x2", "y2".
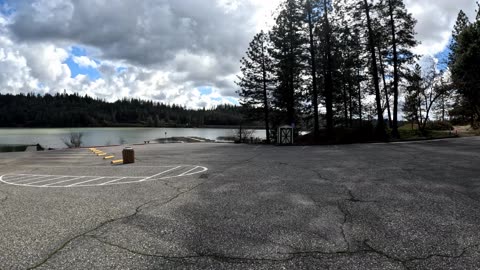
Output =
[
  {"x1": 198, "y1": 86, "x2": 213, "y2": 95},
  {"x1": 227, "y1": 97, "x2": 239, "y2": 105},
  {"x1": 0, "y1": 0, "x2": 15, "y2": 16},
  {"x1": 116, "y1": 67, "x2": 128, "y2": 74},
  {"x1": 434, "y1": 44, "x2": 450, "y2": 72},
  {"x1": 65, "y1": 46, "x2": 101, "y2": 80}
]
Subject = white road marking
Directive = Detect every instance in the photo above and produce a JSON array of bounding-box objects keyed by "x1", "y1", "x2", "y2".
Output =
[
  {"x1": 42, "y1": 176, "x2": 86, "y2": 187},
  {"x1": 68, "y1": 177, "x2": 105, "y2": 187},
  {"x1": 139, "y1": 166, "x2": 181, "y2": 182},
  {"x1": 0, "y1": 165, "x2": 208, "y2": 188},
  {"x1": 179, "y1": 166, "x2": 200, "y2": 176},
  {"x1": 99, "y1": 177, "x2": 126, "y2": 185},
  {"x1": 31, "y1": 157, "x2": 91, "y2": 159}
]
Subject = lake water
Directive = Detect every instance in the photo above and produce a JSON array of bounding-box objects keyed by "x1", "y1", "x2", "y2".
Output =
[{"x1": 0, "y1": 128, "x2": 266, "y2": 149}]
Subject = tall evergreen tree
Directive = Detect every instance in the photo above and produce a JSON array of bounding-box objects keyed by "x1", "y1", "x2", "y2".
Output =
[
  {"x1": 305, "y1": 0, "x2": 322, "y2": 137},
  {"x1": 451, "y1": 20, "x2": 480, "y2": 128},
  {"x1": 237, "y1": 31, "x2": 273, "y2": 143},
  {"x1": 449, "y1": 10, "x2": 471, "y2": 65},
  {"x1": 322, "y1": 0, "x2": 335, "y2": 137},
  {"x1": 372, "y1": 15, "x2": 393, "y2": 128},
  {"x1": 476, "y1": 2, "x2": 480, "y2": 21},
  {"x1": 379, "y1": 0, "x2": 417, "y2": 138},
  {"x1": 362, "y1": 0, "x2": 386, "y2": 139},
  {"x1": 269, "y1": 0, "x2": 307, "y2": 127}
]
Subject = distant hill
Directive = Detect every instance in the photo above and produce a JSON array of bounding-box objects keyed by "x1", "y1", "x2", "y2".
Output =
[{"x1": 0, "y1": 93, "x2": 260, "y2": 128}]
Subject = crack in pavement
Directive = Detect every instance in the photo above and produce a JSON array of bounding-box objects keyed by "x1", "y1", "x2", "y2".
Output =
[
  {"x1": 345, "y1": 189, "x2": 379, "y2": 204},
  {"x1": 363, "y1": 240, "x2": 480, "y2": 269},
  {"x1": 337, "y1": 203, "x2": 351, "y2": 252},
  {"x1": 26, "y1": 182, "x2": 205, "y2": 269},
  {"x1": 85, "y1": 234, "x2": 412, "y2": 267},
  {"x1": 87, "y1": 235, "x2": 292, "y2": 264}
]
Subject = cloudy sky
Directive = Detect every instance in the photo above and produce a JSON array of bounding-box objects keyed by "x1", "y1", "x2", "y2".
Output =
[{"x1": 0, "y1": 0, "x2": 477, "y2": 108}]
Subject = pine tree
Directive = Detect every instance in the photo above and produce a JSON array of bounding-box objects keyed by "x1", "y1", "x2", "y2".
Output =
[
  {"x1": 321, "y1": 0, "x2": 335, "y2": 137},
  {"x1": 362, "y1": 0, "x2": 386, "y2": 139},
  {"x1": 372, "y1": 14, "x2": 393, "y2": 128},
  {"x1": 334, "y1": 0, "x2": 363, "y2": 127},
  {"x1": 403, "y1": 65, "x2": 422, "y2": 129},
  {"x1": 449, "y1": 10, "x2": 470, "y2": 66},
  {"x1": 379, "y1": 0, "x2": 417, "y2": 138},
  {"x1": 304, "y1": 0, "x2": 322, "y2": 137},
  {"x1": 269, "y1": 0, "x2": 307, "y2": 127},
  {"x1": 476, "y1": 2, "x2": 480, "y2": 21},
  {"x1": 236, "y1": 31, "x2": 274, "y2": 143},
  {"x1": 451, "y1": 21, "x2": 480, "y2": 128}
]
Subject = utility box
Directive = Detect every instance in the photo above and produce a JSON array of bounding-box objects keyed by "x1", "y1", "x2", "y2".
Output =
[
  {"x1": 277, "y1": 125, "x2": 294, "y2": 145},
  {"x1": 122, "y1": 147, "x2": 135, "y2": 164}
]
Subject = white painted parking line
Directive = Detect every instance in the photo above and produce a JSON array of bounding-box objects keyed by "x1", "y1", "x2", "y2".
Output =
[
  {"x1": 68, "y1": 177, "x2": 105, "y2": 187},
  {"x1": 99, "y1": 177, "x2": 126, "y2": 185},
  {"x1": 0, "y1": 165, "x2": 208, "y2": 188},
  {"x1": 179, "y1": 166, "x2": 200, "y2": 176},
  {"x1": 42, "y1": 176, "x2": 86, "y2": 187},
  {"x1": 139, "y1": 166, "x2": 181, "y2": 182},
  {"x1": 32, "y1": 157, "x2": 90, "y2": 159}
]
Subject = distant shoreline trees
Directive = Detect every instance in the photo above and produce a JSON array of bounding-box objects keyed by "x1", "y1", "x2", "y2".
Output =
[{"x1": 0, "y1": 93, "x2": 258, "y2": 128}]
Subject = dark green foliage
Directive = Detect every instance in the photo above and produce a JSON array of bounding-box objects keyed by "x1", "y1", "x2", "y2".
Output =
[
  {"x1": 269, "y1": 0, "x2": 308, "y2": 126},
  {"x1": 377, "y1": 0, "x2": 418, "y2": 138},
  {"x1": 425, "y1": 121, "x2": 454, "y2": 131},
  {"x1": 236, "y1": 31, "x2": 273, "y2": 142},
  {"x1": 450, "y1": 21, "x2": 480, "y2": 128},
  {"x1": 476, "y1": 2, "x2": 480, "y2": 22},
  {"x1": 0, "y1": 145, "x2": 29, "y2": 152},
  {"x1": 0, "y1": 93, "x2": 252, "y2": 128},
  {"x1": 449, "y1": 10, "x2": 471, "y2": 65},
  {"x1": 362, "y1": 0, "x2": 387, "y2": 140}
]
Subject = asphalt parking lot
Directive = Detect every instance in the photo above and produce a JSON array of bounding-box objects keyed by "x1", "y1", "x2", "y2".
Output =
[{"x1": 0, "y1": 137, "x2": 480, "y2": 270}]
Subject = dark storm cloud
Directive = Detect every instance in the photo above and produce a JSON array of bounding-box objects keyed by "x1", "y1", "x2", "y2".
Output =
[{"x1": 8, "y1": 0, "x2": 256, "y2": 68}]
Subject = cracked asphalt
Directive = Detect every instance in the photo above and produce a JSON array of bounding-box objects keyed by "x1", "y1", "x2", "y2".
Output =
[{"x1": 0, "y1": 137, "x2": 480, "y2": 269}]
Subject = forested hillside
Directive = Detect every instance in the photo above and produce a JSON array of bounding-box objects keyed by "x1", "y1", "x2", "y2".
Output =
[{"x1": 0, "y1": 93, "x2": 255, "y2": 128}]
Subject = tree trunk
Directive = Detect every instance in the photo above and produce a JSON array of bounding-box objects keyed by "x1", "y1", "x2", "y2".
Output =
[
  {"x1": 343, "y1": 84, "x2": 349, "y2": 127},
  {"x1": 377, "y1": 46, "x2": 393, "y2": 128},
  {"x1": 348, "y1": 82, "x2": 354, "y2": 127},
  {"x1": 261, "y1": 39, "x2": 271, "y2": 144},
  {"x1": 388, "y1": 0, "x2": 400, "y2": 138},
  {"x1": 441, "y1": 94, "x2": 446, "y2": 121},
  {"x1": 364, "y1": 0, "x2": 386, "y2": 139},
  {"x1": 357, "y1": 69, "x2": 363, "y2": 127},
  {"x1": 323, "y1": 0, "x2": 334, "y2": 138},
  {"x1": 307, "y1": 1, "x2": 320, "y2": 138}
]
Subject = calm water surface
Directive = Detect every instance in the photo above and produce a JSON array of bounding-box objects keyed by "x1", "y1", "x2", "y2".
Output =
[{"x1": 0, "y1": 128, "x2": 266, "y2": 149}]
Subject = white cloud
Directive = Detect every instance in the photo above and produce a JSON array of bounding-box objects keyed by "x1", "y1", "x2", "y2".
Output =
[
  {"x1": 72, "y1": 55, "x2": 98, "y2": 69},
  {"x1": 404, "y1": 0, "x2": 478, "y2": 55},
  {"x1": 0, "y1": 0, "x2": 477, "y2": 109}
]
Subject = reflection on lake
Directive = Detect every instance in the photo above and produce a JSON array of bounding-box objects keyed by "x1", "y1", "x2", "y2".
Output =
[{"x1": 0, "y1": 128, "x2": 266, "y2": 149}]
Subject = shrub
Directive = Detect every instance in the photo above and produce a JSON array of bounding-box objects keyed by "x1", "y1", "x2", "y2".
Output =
[
  {"x1": 63, "y1": 133, "x2": 83, "y2": 148},
  {"x1": 425, "y1": 121, "x2": 454, "y2": 131}
]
